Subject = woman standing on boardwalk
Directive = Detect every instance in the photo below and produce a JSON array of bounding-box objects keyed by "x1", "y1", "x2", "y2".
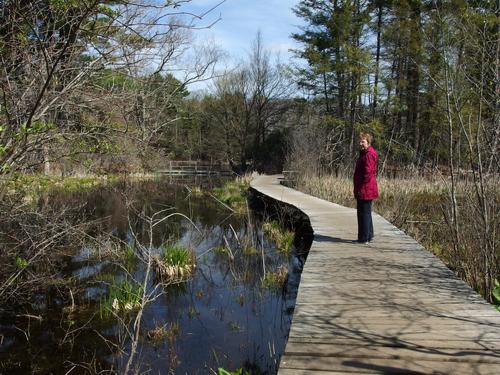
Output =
[{"x1": 353, "y1": 132, "x2": 379, "y2": 244}]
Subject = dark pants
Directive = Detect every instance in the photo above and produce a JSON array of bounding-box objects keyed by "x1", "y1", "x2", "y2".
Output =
[{"x1": 357, "y1": 199, "x2": 373, "y2": 242}]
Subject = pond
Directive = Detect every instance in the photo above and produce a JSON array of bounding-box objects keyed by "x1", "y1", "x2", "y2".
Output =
[{"x1": 0, "y1": 176, "x2": 311, "y2": 374}]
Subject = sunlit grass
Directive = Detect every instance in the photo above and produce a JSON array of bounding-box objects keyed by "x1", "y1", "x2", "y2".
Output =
[
  {"x1": 154, "y1": 245, "x2": 195, "y2": 281},
  {"x1": 99, "y1": 278, "x2": 141, "y2": 319},
  {"x1": 262, "y1": 266, "x2": 288, "y2": 291},
  {"x1": 263, "y1": 220, "x2": 294, "y2": 254},
  {"x1": 212, "y1": 175, "x2": 251, "y2": 213}
]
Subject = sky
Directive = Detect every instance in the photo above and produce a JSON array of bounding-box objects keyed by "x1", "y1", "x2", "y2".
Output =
[{"x1": 177, "y1": 0, "x2": 304, "y2": 90}]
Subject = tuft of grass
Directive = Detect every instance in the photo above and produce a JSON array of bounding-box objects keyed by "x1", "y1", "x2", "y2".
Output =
[
  {"x1": 228, "y1": 321, "x2": 241, "y2": 332},
  {"x1": 263, "y1": 220, "x2": 295, "y2": 254},
  {"x1": 147, "y1": 321, "x2": 180, "y2": 342},
  {"x1": 187, "y1": 306, "x2": 199, "y2": 319},
  {"x1": 99, "y1": 278, "x2": 141, "y2": 319},
  {"x1": 15, "y1": 257, "x2": 28, "y2": 269},
  {"x1": 212, "y1": 176, "x2": 251, "y2": 213},
  {"x1": 190, "y1": 186, "x2": 203, "y2": 196},
  {"x1": 262, "y1": 266, "x2": 288, "y2": 291},
  {"x1": 162, "y1": 245, "x2": 191, "y2": 266},
  {"x1": 213, "y1": 246, "x2": 229, "y2": 255},
  {"x1": 123, "y1": 244, "x2": 136, "y2": 270},
  {"x1": 154, "y1": 245, "x2": 195, "y2": 281},
  {"x1": 218, "y1": 368, "x2": 250, "y2": 375},
  {"x1": 242, "y1": 245, "x2": 258, "y2": 256}
]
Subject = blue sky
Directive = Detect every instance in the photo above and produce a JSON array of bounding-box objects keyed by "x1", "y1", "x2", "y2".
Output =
[{"x1": 180, "y1": 0, "x2": 304, "y2": 69}]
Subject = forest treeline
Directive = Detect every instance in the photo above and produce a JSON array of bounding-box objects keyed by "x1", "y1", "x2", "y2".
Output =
[{"x1": 0, "y1": 0, "x2": 497, "y2": 177}]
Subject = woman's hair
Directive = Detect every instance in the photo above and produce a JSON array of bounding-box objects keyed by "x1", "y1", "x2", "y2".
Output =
[{"x1": 359, "y1": 132, "x2": 373, "y2": 145}]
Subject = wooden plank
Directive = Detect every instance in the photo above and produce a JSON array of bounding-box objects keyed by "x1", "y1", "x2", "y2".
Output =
[
  {"x1": 285, "y1": 337, "x2": 500, "y2": 351},
  {"x1": 279, "y1": 355, "x2": 500, "y2": 374},
  {"x1": 292, "y1": 305, "x2": 500, "y2": 320},
  {"x1": 283, "y1": 342, "x2": 500, "y2": 363}
]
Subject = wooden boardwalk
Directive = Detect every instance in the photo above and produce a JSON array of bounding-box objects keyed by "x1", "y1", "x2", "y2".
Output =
[{"x1": 250, "y1": 175, "x2": 500, "y2": 375}]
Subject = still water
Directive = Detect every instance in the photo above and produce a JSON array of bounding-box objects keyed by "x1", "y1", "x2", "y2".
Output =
[{"x1": 0, "y1": 177, "x2": 309, "y2": 374}]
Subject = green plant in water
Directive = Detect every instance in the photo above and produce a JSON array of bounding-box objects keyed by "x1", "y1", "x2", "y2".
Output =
[
  {"x1": 190, "y1": 186, "x2": 203, "y2": 196},
  {"x1": 162, "y1": 245, "x2": 191, "y2": 266},
  {"x1": 242, "y1": 245, "x2": 258, "y2": 256},
  {"x1": 147, "y1": 321, "x2": 180, "y2": 342},
  {"x1": 123, "y1": 244, "x2": 136, "y2": 270},
  {"x1": 218, "y1": 368, "x2": 250, "y2": 375},
  {"x1": 99, "y1": 278, "x2": 142, "y2": 319},
  {"x1": 279, "y1": 231, "x2": 294, "y2": 254},
  {"x1": 263, "y1": 220, "x2": 294, "y2": 254},
  {"x1": 228, "y1": 321, "x2": 241, "y2": 332},
  {"x1": 212, "y1": 178, "x2": 249, "y2": 213},
  {"x1": 15, "y1": 257, "x2": 28, "y2": 269},
  {"x1": 262, "y1": 266, "x2": 288, "y2": 291},
  {"x1": 213, "y1": 246, "x2": 229, "y2": 255},
  {"x1": 187, "y1": 306, "x2": 199, "y2": 319},
  {"x1": 154, "y1": 245, "x2": 195, "y2": 281}
]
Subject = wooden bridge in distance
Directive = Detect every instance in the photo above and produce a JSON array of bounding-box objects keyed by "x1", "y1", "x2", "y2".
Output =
[
  {"x1": 250, "y1": 175, "x2": 500, "y2": 374},
  {"x1": 158, "y1": 160, "x2": 232, "y2": 176}
]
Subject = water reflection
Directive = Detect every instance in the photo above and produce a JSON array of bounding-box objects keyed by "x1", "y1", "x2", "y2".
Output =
[{"x1": 0, "y1": 177, "x2": 309, "y2": 374}]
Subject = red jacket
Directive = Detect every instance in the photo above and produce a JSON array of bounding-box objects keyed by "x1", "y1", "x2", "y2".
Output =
[{"x1": 354, "y1": 146, "x2": 379, "y2": 200}]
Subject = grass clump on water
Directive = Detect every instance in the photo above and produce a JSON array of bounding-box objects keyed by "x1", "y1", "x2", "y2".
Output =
[
  {"x1": 99, "y1": 278, "x2": 142, "y2": 319},
  {"x1": 263, "y1": 220, "x2": 294, "y2": 254},
  {"x1": 147, "y1": 321, "x2": 180, "y2": 342},
  {"x1": 262, "y1": 266, "x2": 288, "y2": 291},
  {"x1": 212, "y1": 176, "x2": 251, "y2": 213},
  {"x1": 154, "y1": 245, "x2": 195, "y2": 281},
  {"x1": 218, "y1": 368, "x2": 250, "y2": 375}
]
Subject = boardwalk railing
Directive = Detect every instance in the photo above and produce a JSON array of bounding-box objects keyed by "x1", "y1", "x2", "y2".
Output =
[{"x1": 159, "y1": 161, "x2": 232, "y2": 176}]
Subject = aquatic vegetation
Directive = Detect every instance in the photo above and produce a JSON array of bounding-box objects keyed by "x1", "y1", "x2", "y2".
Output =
[
  {"x1": 228, "y1": 321, "x2": 241, "y2": 332},
  {"x1": 99, "y1": 278, "x2": 142, "y2": 319},
  {"x1": 242, "y1": 245, "x2": 258, "y2": 256},
  {"x1": 188, "y1": 306, "x2": 199, "y2": 319},
  {"x1": 263, "y1": 220, "x2": 294, "y2": 254},
  {"x1": 15, "y1": 257, "x2": 28, "y2": 269},
  {"x1": 262, "y1": 266, "x2": 288, "y2": 291},
  {"x1": 147, "y1": 321, "x2": 180, "y2": 342},
  {"x1": 122, "y1": 244, "x2": 137, "y2": 270},
  {"x1": 154, "y1": 245, "x2": 195, "y2": 281},
  {"x1": 213, "y1": 245, "x2": 229, "y2": 255},
  {"x1": 190, "y1": 186, "x2": 203, "y2": 196},
  {"x1": 212, "y1": 177, "x2": 250, "y2": 213},
  {"x1": 218, "y1": 368, "x2": 250, "y2": 375}
]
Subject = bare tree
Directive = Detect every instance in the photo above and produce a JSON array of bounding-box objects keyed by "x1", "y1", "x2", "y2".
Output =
[{"x1": 0, "y1": 0, "x2": 221, "y2": 174}]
